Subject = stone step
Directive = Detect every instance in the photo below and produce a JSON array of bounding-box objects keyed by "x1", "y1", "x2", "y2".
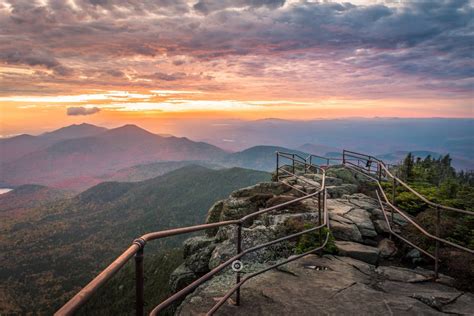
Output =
[{"x1": 335, "y1": 240, "x2": 380, "y2": 264}]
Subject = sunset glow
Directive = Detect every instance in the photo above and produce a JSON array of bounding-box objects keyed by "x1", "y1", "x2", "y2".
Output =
[{"x1": 1, "y1": 0, "x2": 473, "y2": 136}]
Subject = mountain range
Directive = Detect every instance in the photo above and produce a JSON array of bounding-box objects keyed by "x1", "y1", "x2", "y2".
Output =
[
  {"x1": 1, "y1": 122, "x2": 472, "y2": 191},
  {"x1": 0, "y1": 124, "x2": 227, "y2": 190}
]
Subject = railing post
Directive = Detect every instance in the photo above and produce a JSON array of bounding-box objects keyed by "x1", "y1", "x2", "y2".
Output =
[
  {"x1": 435, "y1": 206, "x2": 440, "y2": 279},
  {"x1": 235, "y1": 223, "x2": 243, "y2": 306},
  {"x1": 135, "y1": 246, "x2": 144, "y2": 316},
  {"x1": 391, "y1": 178, "x2": 396, "y2": 227},
  {"x1": 342, "y1": 150, "x2": 345, "y2": 164},
  {"x1": 292, "y1": 154, "x2": 295, "y2": 174},
  {"x1": 318, "y1": 191, "x2": 322, "y2": 254},
  {"x1": 276, "y1": 152, "x2": 279, "y2": 180}
]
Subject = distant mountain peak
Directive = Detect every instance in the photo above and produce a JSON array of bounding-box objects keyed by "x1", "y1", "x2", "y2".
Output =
[
  {"x1": 106, "y1": 124, "x2": 156, "y2": 136},
  {"x1": 41, "y1": 123, "x2": 107, "y2": 140}
]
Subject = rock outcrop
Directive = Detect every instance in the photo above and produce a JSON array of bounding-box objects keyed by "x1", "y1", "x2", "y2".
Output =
[
  {"x1": 177, "y1": 255, "x2": 471, "y2": 315},
  {"x1": 169, "y1": 167, "x2": 472, "y2": 314}
]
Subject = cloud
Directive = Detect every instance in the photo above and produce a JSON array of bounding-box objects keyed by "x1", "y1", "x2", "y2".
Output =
[
  {"x1": 193, "y1": 0, "x2": 285, "y2": 14},
  {"x1": 0, "y1": 0, "x2": 473, "y2": 102},
  {"x1": 66, "y1": 106, "x2": 101, "y2": 116}
]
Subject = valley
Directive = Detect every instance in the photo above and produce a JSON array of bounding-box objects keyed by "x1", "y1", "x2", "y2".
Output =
[{"x1": 0, "y1": 166, "x2": 270, "y2": 314}]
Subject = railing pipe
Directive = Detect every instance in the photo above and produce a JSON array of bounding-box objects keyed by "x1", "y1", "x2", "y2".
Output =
[
  {"x1": 275, "y1": 152, "x2": 279, "y2": 179},
  {"x1": 318, "y1": 191, "x2": 322, "y2": 250},
  {"x1": 375, "y1": 190, "x2": 436, "y2": 260},
  {"x1": 235, "y1": 223, "x2": 242, "y2": 305},
  {"x1": 55, "y1": 243, "x2": 142, "y2": 316},
  {"x1": 435, "y1": 206, "x2": 440, "y2": 279},
  {"x1": 292, "y1": 154, "x2": 295, "y2": 174},
  {"x1": 135, "y1": 247, "x2": 144, "y2": 316},
  {"x1": 150, "y1": 220, "x2": 328, "y2": 315},
  {"x1": 207, "y1": 232, "x2": 330, "y2": 315}
]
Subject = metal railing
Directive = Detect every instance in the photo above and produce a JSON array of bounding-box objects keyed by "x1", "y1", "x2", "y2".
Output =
[
  {"x1": 307, "y1": 154, "x2": 343, "y2": 168},
  {"x1": 56, "y1": 149, "x2": 473, "y2": 315},
  {"x1": 342, "y1": 150, "x2": 474, "y2": 279},
  {"x1": 56, "y1": 153, "x2": 329, "y2": 316}
]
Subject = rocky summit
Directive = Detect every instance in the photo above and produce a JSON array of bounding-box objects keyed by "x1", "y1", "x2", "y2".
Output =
[{"x1": 170, "y1": 167, "x2": 473, "y2": 315}]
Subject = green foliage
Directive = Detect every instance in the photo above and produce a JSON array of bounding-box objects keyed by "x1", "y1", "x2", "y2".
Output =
[
  {"x1": 295, "y1": 225, "x2": 337, "y2": 255},
  {"x1": 389, "y1": 152, "x2": 474, "y2": 251}
]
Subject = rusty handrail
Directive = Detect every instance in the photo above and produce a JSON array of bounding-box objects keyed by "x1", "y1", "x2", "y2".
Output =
[
  {"x1": 345, "y1": 163, "x2": 473, "y2": 253},
  {"x1": 343, "y1": 150, "x2": 472, "y2": 215},
  {"x1": 58, "y1": 148, "x2": 472, "y2": 315},
  {"x1": 57, "y1": 153, "x2": 327, "y2": 316},
  {"x1": 55, "y1": 220, "x2": 240, "y2": 315},
  {"x1": 150, "y1": 157, "x2": 327, "y2": 314},
  {"x1": 344, "y1": 161, "x2": 472, "y2": 281},
  {"x1": 150, "y1": 191, "x2": 328, "y2": 315},
  {"x1": 206, "y1": 186, "x2": 329, "y2": 315}
]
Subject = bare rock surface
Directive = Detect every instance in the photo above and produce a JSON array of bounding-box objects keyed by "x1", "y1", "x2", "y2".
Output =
[
  {"x1": 335, "y1": 240, "x2": 380, "y2": 264},
  {"x1": 172, "y1": 169, "x2": 471, "y2": 315},
  {"x1": 177, "y1": 255, "x2": 471, "y2": 315}
]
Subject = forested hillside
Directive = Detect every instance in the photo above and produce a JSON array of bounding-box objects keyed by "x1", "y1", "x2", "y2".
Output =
[{"x1": 0, "y1": 166, "x2": 270, "y2": 314}]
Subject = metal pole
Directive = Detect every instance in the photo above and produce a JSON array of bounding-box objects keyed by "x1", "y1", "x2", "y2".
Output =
[
  {"x1": 318, "y1": 192, "x2": 322, "y2": 254},
  {"x1": 135, "y1": 247, "x2": 144, "y2": 316},
  {"x1": 435, "y1": 206, "x2": 440, "y2": 279},
  {"x1": 292, "y1": 154, "x2": 295, "y2": 174},
  {"x1": 276, "y1": 152, "x2": 279, "y2": 180},
  {"x1": 391, "y1": 178, "x2": 396, "y2": 226},
  {"x1": 235, "y1": 223, "x2": 242, "y2": 306}
]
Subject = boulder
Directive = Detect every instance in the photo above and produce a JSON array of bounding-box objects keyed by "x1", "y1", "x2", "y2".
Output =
[
  {"x1": 169, "y1": 263, "x2": 197, "y2": 292},
  {"x1": 330, "y1": 219, "x2": 363, "y2": 243},
  {"x1": 373, "y1": 219, "x2": 390, "y2": 234},
  {"x1": 307, "y1": 173, "x2": 343, "y2": 186},
  {"x1": 220, "y1": 197, "x2": 259, "y2": 221},
  {"x1": 267, "y1": 212, "x2": 319, "y2": 227},
  {"x1": 209, "y1": 225, "x2": 288, "y2": 269},
  {"x1": 326, "y1": 167, "x2": 359, "y2": 184},
  {"x1": 183, "y1": 236, "x2": 215, "y2": 258},
  {"x1": 326, "y1": 199, "x2": 353, "y2": 216},
  {"x1": 377, "y1": 238, "x2": 397, "y2": 258},
  {"x1": 346, "y1": 194, "x2": 379, "y2": 211},
  {"x1": 343, "y1": 208, "x2": 377, "y2": 238},
  {"x1": 265, "y1": 195, "x2": 311, "y2": 213},
  {"x1": 208, "y1": 239, "x2": 235, "y2": 269},
  {"x1": 405, "y1": 248, "x2": 423, "y2": 264},
  {"x1": 335, "y1": 240, "x2": 380, "y2": 264},
  {"x1": 327, "y1": 184, "x2": 358, "y2": 198},
  {"x1": 205, "y1": 200, "x2": 224, "y2": 236},
  {"x1": 231, "y1": 182, "x2": 289, "y2": 198},
  {"x1": 185, "y1": 244, "x2": 217, "y2": 274}
]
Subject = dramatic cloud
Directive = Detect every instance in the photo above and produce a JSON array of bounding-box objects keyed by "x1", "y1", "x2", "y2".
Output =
[
  {"x1": 194, "y1": 0, "x2": 286, "y2": 14},
  {"x1": 0, "y1": 0, "x2": 473, "y2": 115},
  {"x1": 67, "y1": 106, "x2": 101, "y2": 116}
]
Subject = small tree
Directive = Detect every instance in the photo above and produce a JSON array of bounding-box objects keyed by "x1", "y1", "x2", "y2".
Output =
[{"x1": 401, "y1": 152, "x2": 414, "y2": 181}]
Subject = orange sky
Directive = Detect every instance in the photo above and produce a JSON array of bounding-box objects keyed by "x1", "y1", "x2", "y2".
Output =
[{"x1": 1, "y1": 0, "x2": 473, "y2": 136}]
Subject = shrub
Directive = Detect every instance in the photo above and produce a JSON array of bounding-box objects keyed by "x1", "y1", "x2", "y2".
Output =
[{"x1": 295, "y1": 224, "x2": 337, "y2": 255}]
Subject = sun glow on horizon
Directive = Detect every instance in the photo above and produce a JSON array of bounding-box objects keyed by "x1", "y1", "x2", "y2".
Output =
[{"x1": 0, "y1": 0, "x2": 472, "y2": 136}]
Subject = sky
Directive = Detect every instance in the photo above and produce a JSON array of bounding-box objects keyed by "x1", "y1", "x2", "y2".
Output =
[{"x1": 0, "y1": 0, "x2": 473, "y2": 136}]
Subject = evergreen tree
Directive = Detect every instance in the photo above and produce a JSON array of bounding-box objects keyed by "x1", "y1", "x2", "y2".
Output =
[{"x1": 402, "y1": 152, "x2": 414, "y2": 181}]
